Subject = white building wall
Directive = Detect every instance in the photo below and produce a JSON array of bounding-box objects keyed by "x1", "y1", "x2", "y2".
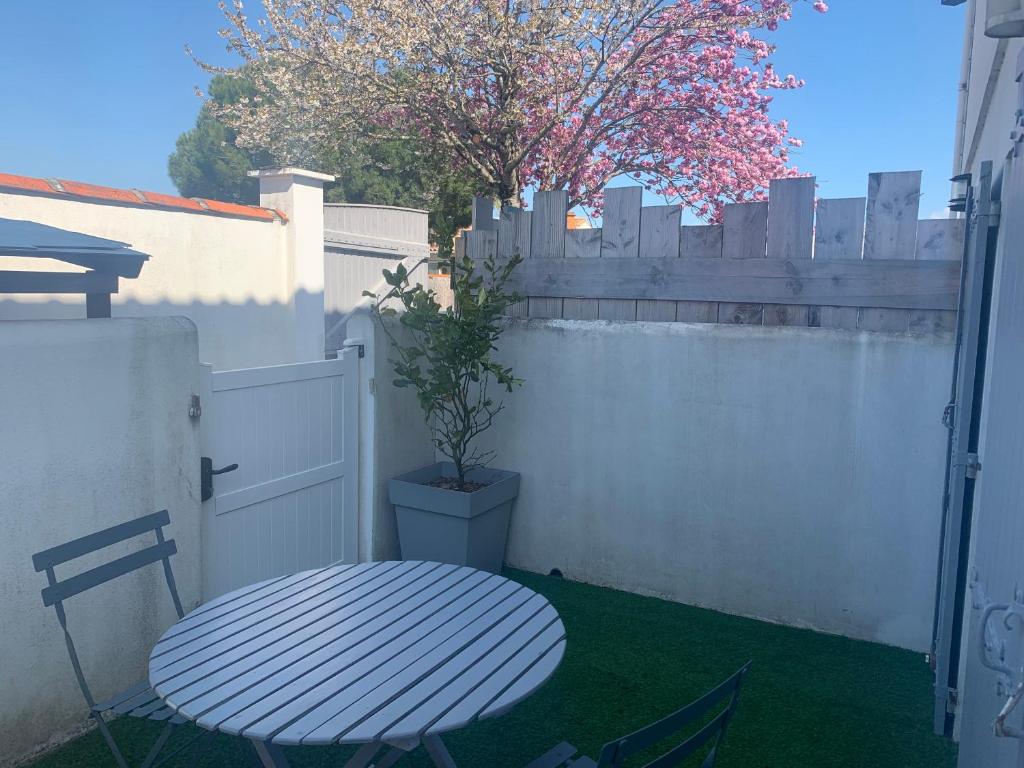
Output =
[
  {"x1": 0, "y1": 193, "x2": 291, "y2": 370},
  {"x1": 956, "y1": 1, "x2": 1024, "y2": 179},
  {"x1": 472, "y1": 320, "x2": 953, "y2": 651},
  {"x1": 0, "y1": 318, "x2": 202, "y2": 765}
]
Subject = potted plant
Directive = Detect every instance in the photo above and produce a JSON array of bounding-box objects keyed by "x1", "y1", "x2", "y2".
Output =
[{"x1": 365, "y1": 247, "x2": 524, "y2": 573}]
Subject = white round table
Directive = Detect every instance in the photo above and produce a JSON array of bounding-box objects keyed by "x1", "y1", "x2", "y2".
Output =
[{"x1": 148, "y1": 561, "x2": 566, "y2": 768}]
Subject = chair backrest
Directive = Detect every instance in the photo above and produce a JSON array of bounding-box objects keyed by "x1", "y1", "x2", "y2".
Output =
[
  {"x1": 31, "y1": 510, "x2": 184, "y2": 707},
  {"x1": 596, "y1": 662, "x2": 751, "y2": 768}
]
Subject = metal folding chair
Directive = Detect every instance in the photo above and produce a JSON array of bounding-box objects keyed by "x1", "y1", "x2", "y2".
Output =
[
  {"x1": 526, "y1": 661, "x2": 752, "y2": 768},
  {"x1": 32, "y1": 510, "x2": 203, "y2": 768}
]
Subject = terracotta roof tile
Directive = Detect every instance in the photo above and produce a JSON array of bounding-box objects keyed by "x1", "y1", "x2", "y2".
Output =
[
  {"x1": 0, "y1": 171, "x2": 283, "y2": 223},
  {"x1": 57, "y1": 179, "x2": 142, "y2": 204},
  {"x1": 0, "y1": 172, "x2": 56, "y2": 194},
  {"x1": 197, "y1": 198, "x2": 275, "y2": 221},
  {"x1": 139, "y1": 190, "x2": 205, "y2": 211}
]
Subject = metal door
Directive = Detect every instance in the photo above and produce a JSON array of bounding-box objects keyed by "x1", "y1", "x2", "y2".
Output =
[
  {"x1": 932, "y1": 161, "x2": 998, "y2": 735},
  {"x1": 956, "y1": 141, "x2": 1024, "y2": 766}
]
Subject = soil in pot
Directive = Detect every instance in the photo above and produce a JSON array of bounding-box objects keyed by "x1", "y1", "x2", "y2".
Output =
[{"x1": 426, "y1": 476, "x2": 490, "y2": 492}]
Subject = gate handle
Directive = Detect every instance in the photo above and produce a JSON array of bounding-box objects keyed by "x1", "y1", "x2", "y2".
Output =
[
  {"x1": 979, "y1": 602, "x2": 1014, "y2": 679},
  {"x1": 201, "y1": 457, "x2": 239, "y2": 502}
]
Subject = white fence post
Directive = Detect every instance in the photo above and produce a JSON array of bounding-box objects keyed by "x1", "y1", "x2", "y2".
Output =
[{"x1": 345, "y1": 310, "x2": 377, "y2": 563}]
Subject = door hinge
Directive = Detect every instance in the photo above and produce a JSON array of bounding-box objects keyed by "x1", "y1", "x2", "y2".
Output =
[
  {"x1": 966, "y1": 453, "x2": 982, "y2": 479},
  {"x1": 188, "y1": 394, "x2": 202, "y2": 419}
]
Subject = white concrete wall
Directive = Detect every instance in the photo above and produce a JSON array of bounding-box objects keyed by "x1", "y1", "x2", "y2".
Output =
[
  {"x1": 0, "y1": 318, "x2": 202, "y2": 765},
  {"x1": 956, "y1": 1, "x2": 1024, "y2": 178},
  {"x1": 474, "y1": 320, "x2": 953, "y2": 651},
  {"x1": 0, "y1": 193, "x2": 295, "y2": 371}
]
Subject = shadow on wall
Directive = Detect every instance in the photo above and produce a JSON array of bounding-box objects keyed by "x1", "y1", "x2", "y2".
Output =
[{"x1": 0, "y1": 292, "x2": 342, "y2": 371}]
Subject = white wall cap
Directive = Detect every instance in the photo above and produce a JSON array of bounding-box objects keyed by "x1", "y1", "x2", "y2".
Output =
[{"x1": 248, "y1": 167, "x2": 336, "y2": 182}]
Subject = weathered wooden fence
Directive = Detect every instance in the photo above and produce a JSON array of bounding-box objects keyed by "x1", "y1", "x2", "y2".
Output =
[{"x1": 463, "y1": 171, "x2": 965, "y2": 332}]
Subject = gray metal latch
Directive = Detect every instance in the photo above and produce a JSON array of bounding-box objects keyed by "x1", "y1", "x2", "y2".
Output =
[{"x1": 967, "y1": 453, "x2": 982, "y2": 479}]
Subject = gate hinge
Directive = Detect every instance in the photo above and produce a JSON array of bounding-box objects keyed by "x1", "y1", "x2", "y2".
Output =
[
  {"x1": 188, "y1": 394, "x2": 202, "y2": 419},
  {"x1": 966, "y1": 453, "x2": 982, "y2": 479},
  {"x1": 946, "y1": 687, "x2": 959, "y2": 715},
  {"x1": 942, "y1": 402, "x2": 956, "y2": 430}
]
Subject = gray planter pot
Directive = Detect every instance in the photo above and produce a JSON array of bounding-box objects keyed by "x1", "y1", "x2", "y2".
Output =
[{"x1": 388, "y1": 461, "x2": 520, "y2": 573}]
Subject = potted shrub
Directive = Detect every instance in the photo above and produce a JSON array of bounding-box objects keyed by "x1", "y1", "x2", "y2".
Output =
[{"x1": 365, "y1": 248, "x2": 523, "y2": 573}]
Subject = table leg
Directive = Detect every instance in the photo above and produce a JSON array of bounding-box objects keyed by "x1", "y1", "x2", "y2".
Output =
[
  {"x1": 250, "y1": 739, "x2": 292, "y2": 768},
  {"x1": 423, "y1": 734, "x2": 459, "y2": 768},
  {"x1": 342, "y1": 742, "x2": 383, "y2": 768},
  {"x1": 373, "y1": 747, "x2": 408, "y2": 767}
]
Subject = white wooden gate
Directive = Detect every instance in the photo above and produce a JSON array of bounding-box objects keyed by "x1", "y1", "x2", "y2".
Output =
[{"x1": 200, "y1": 350, "x2": 359, "y2": 599}]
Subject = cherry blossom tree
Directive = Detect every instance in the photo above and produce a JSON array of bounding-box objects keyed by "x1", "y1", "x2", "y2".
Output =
[{"x1": 199, "y1": 0, "x2": 827, "y2": 219}]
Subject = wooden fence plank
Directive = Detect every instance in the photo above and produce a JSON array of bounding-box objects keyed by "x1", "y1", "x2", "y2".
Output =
[
  {"x1": 528, "y1": 191, "x2": 568, "y2": 319},
  {"x1": 811, "y1": 197, "x2": 865, "y2": 329},
  {"x1": 598, "y1": 187, "x2": 642, "y2": 321},
  {"x1": 814, "y1": 197, "x2": 866, "y2": 261},
  {"x1": 677, "y1": 225, "x2": 722, "y2": 322},
  {"x1": 480, "y1": 255, "x2": 959, "y2": 309},
  {"x1": 910, "y1": 218, "x2": 965, "y2": 333},
  {"x1": 499, "y1": 207, "x2": 531, "y2": 318},
  {"x1": 563, "y1": 229, "x2": 602, "y2": 320},
  {"x1": 637, "y1": 204, "x2": 681, "y2": 321},
  {"x1": 472, "y1": 198, "x2": 497, "y2": 231},
  {"x1": 915, "y1": 218, "x2": 966, "y2": 261},
  {"x1": 720, "y1": 201, "x2": 768, "y2": 324},
  {"x1": 765, "y1": 176, "x2": 815, "y2": 326},
  {"x1": 465, "y1": 230, "x2": 497, "y2": 263},
  {"x1": 861, "y1": 171, "x2": 921, "y2": 331},
  {"x1": 863, "y1": 171, "x2": 922, "y2": 259}
]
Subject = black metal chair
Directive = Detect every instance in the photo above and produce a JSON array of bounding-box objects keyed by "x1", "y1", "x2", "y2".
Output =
[
  {"x1": 526, "y1": 662, "x2": 751, "y2": 768},
  {"x1": 32, "y1": 510, "x2": 204, "y2": 768}
]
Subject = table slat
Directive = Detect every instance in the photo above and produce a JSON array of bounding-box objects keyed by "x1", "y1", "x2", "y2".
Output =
[
  {"x1": 152, "y1": 562, "x2": 416, "y2": 681},
  {"x1": 264, "y1": 582, "x2": 531, "y2": 744},
  {"x1": 479, "y1": 641, "x2": 567, "y2": 720},
  {"x1": 155, "y1": 564, "x2": 364, "y2": 652},
  {"x1": 374, "y1": 603, "x2": 561, "y2": 742},
  {"x1": 166, "y1": 566, "x2": 477, "y2": 714},
  {"x1": 426, "y1": 622, "x2": 566, "y2": 736},
  {"x1": 160, "y1": 564, "x2": 470, "y2": 706},
  {"x1": 205, "y1": 577, "x2": 518, "y2": 737}
]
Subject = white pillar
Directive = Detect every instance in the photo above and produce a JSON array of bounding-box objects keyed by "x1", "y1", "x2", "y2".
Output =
[{"x1": 250, "y1": 167, "x2": 335, "y2": 362}]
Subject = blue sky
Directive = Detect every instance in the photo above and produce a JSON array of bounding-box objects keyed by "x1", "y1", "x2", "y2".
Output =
[{"x1": 0, "y1": 1, "x2": 965, "y2": 219}]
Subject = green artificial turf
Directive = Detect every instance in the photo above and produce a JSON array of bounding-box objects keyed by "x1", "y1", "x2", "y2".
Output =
[{"x1": 26, "y1": 569, "x2": 957, "y2": 768}]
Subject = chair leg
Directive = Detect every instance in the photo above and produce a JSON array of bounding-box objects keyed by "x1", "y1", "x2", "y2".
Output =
[
  {"x1": 139, "y1": 721, "x2": 175, "y2": 768},
  {"x1": 92, "y1": 713, "x2": 131, "y2": 768}
]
